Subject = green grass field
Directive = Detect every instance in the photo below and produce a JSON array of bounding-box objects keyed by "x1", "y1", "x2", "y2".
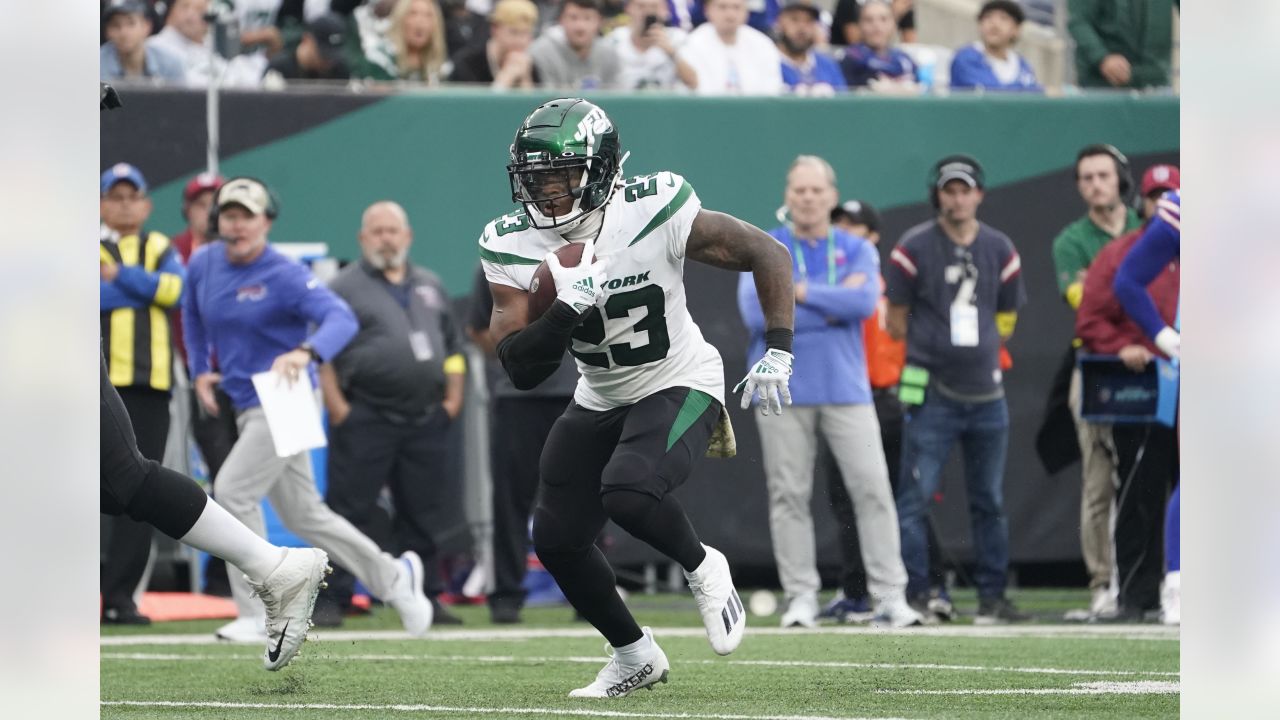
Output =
[{"x1": 101, "y1": 589, "x2": 1179, "y2": 719}]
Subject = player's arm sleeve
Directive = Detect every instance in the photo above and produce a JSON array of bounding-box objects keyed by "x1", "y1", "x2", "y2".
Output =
[
  {"x1": 802, "y1": 240, "x2": 879, "y2": 322},
  {"x1": 495, "y1": 300, "x2": 579, "y2": 391},
  {"x1": 113, "y1": 245, "x2": 186, "y2": 308},
  {"x1": 291, "y1": 268, "x2": 359, "y2": 361},
  {"x1": 467, "y1": 266, "x2": 495, "y2": 333},
  {"x1": 182, "y1": 251, "x2": 211, "y2": 377},
  {"x1": 1114, "y1": 215, "x2": 1179, "y2": 340}
]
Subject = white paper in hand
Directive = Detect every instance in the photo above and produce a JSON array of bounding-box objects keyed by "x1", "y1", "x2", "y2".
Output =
[{"x1": 251, "y1": 371, "x2": 327, "y2": 457}]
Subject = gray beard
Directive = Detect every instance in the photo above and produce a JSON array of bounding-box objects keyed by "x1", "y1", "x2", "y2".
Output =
[{"x1": 367, "y1": 248, "x2": 409, "y2": 270}]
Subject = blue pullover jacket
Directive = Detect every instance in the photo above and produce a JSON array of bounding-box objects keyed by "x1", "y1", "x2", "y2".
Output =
[{"x1": 738, "y1": 226, "x2": 880, "y2": 406}]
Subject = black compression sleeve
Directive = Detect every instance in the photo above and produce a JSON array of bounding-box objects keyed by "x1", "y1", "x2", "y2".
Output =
[{"x1": 496, "y1": 300, "x2": 583, "y2": 390}]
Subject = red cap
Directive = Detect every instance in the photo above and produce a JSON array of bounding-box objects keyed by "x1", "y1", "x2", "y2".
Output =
[
  {"x1": 183, "y1": 172, "x2": 224, "y2": 203},
  {"x1": 1140, "y1": 164, "x2": 1180, "y2": 197}
]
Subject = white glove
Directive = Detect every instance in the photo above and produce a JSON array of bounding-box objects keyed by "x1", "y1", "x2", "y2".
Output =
[
  {"x1": 1154, "y1": 326, "x2": 1180, "y2": 360},
  {"x1": 545, "y1": 238, "x2": 608, "y2": 314},
  {"x1": 734, "y1": 349, "x2": 794, "y2": 416}
]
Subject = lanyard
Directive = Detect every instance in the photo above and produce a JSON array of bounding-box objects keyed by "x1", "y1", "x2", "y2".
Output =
[{"x1": 793, "y1": 230, "x2": 837, "y2": 286}]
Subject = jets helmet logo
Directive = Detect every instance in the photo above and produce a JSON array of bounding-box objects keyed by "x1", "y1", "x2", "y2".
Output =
[{"x1": 573, "y1": 107, "x2": 612, "y2": 155}]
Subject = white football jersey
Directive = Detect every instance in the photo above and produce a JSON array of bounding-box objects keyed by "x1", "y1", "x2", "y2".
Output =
[{"x1": 479, "y1": 171, "x2": 724, "y2": 411}]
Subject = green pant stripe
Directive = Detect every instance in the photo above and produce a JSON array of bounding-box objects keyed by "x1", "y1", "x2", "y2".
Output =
[{"x1": 666, "y1": 389, "x2": 714, "y2": 452}]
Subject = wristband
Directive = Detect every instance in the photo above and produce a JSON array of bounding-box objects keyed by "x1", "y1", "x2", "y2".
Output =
[
  {"x1": 297, "y1": 342, "x2": 321, "y2": 362},
  {"x1": 764, "y1": 328, "x2": 794, "y2": 354}
]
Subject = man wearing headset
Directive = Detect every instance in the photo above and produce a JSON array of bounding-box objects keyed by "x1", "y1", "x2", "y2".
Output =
[
  {"x1": 182, "y1": 177, "x2": 434, "y2": 643},
  {"x1": 885, "y1": 154, "x2": 1029, "y2": 624},
  {"x1": 1050, "y1": 144, "x2": 1142, "y2": 620}
]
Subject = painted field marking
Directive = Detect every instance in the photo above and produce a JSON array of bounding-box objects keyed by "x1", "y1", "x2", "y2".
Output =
[
  {"x1": 100, "y1": 700, "x2": 906, "y2": 720},
  {"x1": 101, "y1": 652, "x2": 1178, "y2": 677},
  {"x1": 878, "y1": 680, "x2": 1180, "y2": 695}
]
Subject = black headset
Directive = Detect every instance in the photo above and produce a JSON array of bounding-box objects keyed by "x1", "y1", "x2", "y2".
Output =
[
  {"x1": 1075, "y1": 143, "x2": 1133, "y2": 204},
  {"x1": 928, "y1": 154, "x2": 985, "y2": 209},
  {"x1": 207, "y1": 176, "x2": 281, "y2": 237}
]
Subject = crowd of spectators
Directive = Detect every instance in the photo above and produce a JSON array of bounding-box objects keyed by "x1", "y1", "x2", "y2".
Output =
[{"x1": 100, "y1": 0, "x2": 1180, "y2": 94}]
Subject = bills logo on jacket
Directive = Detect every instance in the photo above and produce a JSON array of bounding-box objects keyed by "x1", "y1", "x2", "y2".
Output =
[{"x1": 236, "y1": 284, "x2": 268, "y2": 302}]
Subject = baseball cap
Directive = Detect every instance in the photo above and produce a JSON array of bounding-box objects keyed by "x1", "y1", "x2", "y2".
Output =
[
  {"x1": 491, "y1": 0, "x2": 538, "y2": 29},
  {"x1": 779, "y1": 0, "x2": 821, "y2": 19},
  {"x1": 978, "y1": 0, "x2": 1025, "y2": 24},
  {"x1": 183, "y1": 172, "x2": 224, "y2": 203},
  {"x1": 935, "y1": 159, "x2": 983, "y2": 189},
  {"x1": 218, "y1": 178, "x2": 272, "y2": 216},
  {"x1": 306, "y1": 14, "x2": 348, "y2": 63},
  {"x1": 1140, "y1": 164, "x2": 1180, "y2": 197},
  {"x1": 102, "y1": 0, "x2": 148, "y2": 22},
  {"x1": 830, "y1": 199, "x2": 881, "y2": 233},
  {"x1": 101, "y1": 162, "x2": 148, "y2": 195}
]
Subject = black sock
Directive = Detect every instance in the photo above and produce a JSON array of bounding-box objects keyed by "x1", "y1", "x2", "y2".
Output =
[{"x1": 601, "y1": 489, "x2": 706, "y2": 573}]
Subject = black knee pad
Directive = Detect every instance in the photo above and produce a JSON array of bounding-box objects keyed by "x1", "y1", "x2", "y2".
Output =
[{"x1": 125, "y1": 464, "x2": 209, "y2": 540}]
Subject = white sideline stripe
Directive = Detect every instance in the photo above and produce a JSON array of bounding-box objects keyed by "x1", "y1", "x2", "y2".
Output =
[
  {"x1": 100, "y1": 624, "x2": 1179, "y2": 646},
  {"x1": 880, "y1": 680, "x2": 1180, "y2": 696},
  {"x1": 101, "y1": 652, "x2": 1178, "y2": 678},
  {"x1": 100, "y1": 700, "x2": 904, "y2": 720}
]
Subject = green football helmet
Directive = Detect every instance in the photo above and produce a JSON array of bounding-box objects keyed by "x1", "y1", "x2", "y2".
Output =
[{"x1": 507, "y1": 98, "x2": 624, "y2": 230}]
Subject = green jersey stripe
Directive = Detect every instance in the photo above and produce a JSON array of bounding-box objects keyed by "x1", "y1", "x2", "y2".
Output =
[
  {"x1": 666, "y1": 388, "x2": 714, "y2": 452},
  {"x1": 479, "y1": 246, "x2": 542, "y2": 266},
  {"x1": 629, "y1": 179, "x2": 693, "y2": 247}
]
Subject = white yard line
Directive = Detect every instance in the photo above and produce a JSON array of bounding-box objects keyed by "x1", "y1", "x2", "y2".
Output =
[
  {"x1": 101, "y1": 652, "x2": 1178, "y2": 677},
  {"x1": 100, "y1": 624, "x2": 1179, "y2": 647},
  {"x1": 879, "y1": 681, "x2": 1181, "y2": 696},
  {"x1": 100, "y1": 700, "x2": 905, "y2": 720}
]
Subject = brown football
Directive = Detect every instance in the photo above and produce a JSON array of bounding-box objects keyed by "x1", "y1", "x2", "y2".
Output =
[{"x1": 527, "y1": 242, "x2": 594, "y2": 322}]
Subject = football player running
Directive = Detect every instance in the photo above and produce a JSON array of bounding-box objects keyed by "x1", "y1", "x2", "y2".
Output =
[{"x1": 479, "y1": 98, "x2": 795, "y2": 698}]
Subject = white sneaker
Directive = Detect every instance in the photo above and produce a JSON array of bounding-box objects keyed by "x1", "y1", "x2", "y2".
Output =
[
  {"x1": 386, "y1": 551, "x2": 433, "y2": 637},
  {"x1": 248, "y1": 547, "x2": 331, "y2": 671},
  {"x1": 569, "y1": 627, "x2": 670, "y2": 698},
  {"x1": 1160, "y1": 571, "x2": 1180, "y2": 625},
  {"x1": 779, "y1": 593, "x2": 819, "y2": 629},
  {"x1": 871, "y1": 596, "x2": 925, "y2": 629},
  {"x1": 215, "y1": 616, "x2": 268, "y2": 644},
  {"x1": 683, "y1": 544, "x2": 746, "y2": 655},
  {"x1": 1091, "y1": 585, "x2": 1118, "y2": 616}
]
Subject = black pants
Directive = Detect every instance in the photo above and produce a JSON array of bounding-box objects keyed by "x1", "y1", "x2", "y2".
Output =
[
  {"x1": 101, "y1": 386, "x2": 169, "y2": 613},
  {"x1": 323, "y1": 401, "x2": 454, "y2": 603},
  {"x1": 1112, "y1": 422, "x2": 1179, "y2": 612},
  {"x1": 489, "y1": 396, "x2": 571, "y2": 606},
  {"x1": 826, "y1": 390, "x2": 945, "y2": 599}
]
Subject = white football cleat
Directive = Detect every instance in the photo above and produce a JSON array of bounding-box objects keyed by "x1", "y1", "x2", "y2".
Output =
[
  {"x1": 569, "y1": 627, "x2": 670, "y2": 698},
  {"x1": 386, "y1": 551, "x2": 433, "y2": 637},
  {"x1": 779, "y1": 593, "x2": 819, "y2": 629},
  {"x1": 215, "y1": 616, "x2": 268, "y2": 644},
  {"x1": 249, "y1": 547, "x2": 331, "y2": 671},
  {"x1": 684, "y1": 544, "x2": 746, "y2": 655},
  {"x1": 870, "y1": 596, "x2": 925, "y2": 629}
]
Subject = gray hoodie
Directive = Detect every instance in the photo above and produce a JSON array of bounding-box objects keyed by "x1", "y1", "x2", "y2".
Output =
[{"x1": 529, "y1": 25, "x2": 621, "y2": 90}]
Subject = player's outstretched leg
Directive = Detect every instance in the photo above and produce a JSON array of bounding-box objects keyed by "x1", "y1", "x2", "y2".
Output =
[
  {"x1": 249, "y1": 547, "x2": 332, "y2": 671},
  {"x1": 570, "y1": 627, "x2": 670, "y2": 698}
]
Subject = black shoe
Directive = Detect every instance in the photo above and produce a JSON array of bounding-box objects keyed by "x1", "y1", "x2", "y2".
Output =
[
  {"x1": 311, "y1": 598, "x2": 344, "y2": 628},
  {"x1": 489, "y1": 599, "x2": 522, "y2": 624},
  {"x1": 102, "y1": 606, "x2": 151, "y2": 626},
  {"x1": 1092, "y1": 605, "x2": 1150, "y2": 624},
  {"x1": 431, "y1": 598, "x2": 464, "y2": 625},
  {"x1": 975, "y1": 597, "x2": 1031, "y2": 625}
]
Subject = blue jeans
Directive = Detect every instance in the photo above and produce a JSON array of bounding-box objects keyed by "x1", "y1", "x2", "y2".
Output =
[{"x1": 896, "y1": 392, "x2": 1010, "y2": 601}]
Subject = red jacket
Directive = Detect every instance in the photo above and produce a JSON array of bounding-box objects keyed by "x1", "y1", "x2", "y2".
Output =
[{"x1": 1076, "y1": 225, "x2": 1180, "y2": 357}]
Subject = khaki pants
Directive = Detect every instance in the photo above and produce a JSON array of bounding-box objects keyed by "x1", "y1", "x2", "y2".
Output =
[
  {"x1": 216, "y1": 404, "x2": 400, "y2": 620},
  {"x1": 1069, "y1": 367, "x2": 1117, "y2": 591},
  {"x1": 757, "y1": 404, "x2": 908, "y2": 605}
]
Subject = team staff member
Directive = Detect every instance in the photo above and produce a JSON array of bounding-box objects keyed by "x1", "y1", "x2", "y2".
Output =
[
  {"x1": 740, "y1": 157, "x2": 919, "y2": 630},
  {"x1": 317, "y1": 201, "x2": 466, "y2": 627},
  {"x1": 886, "y1": 154, "x2": 1029, "y2": 624},
  {"x1": 99, "y1": 161, "x2": 186, "y2": 625},
  {"x1": 183, "y1": 177, "x2": 433, "y2": 642}
]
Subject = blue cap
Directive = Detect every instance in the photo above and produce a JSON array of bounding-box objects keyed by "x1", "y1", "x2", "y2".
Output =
[{"x1": 101, "y1": 163, "x2": 148, "y2": 195}]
